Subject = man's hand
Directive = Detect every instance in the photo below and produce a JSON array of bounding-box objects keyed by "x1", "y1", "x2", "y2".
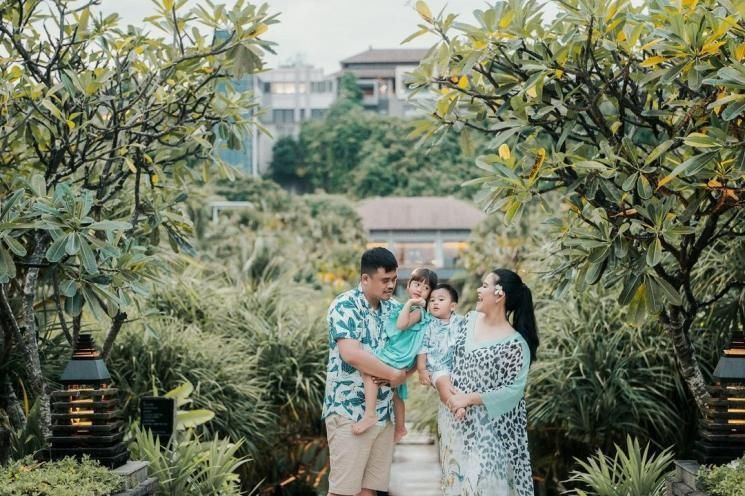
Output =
[{"x1": 372, "y1": 369, "x2": 406, "y2": 387}]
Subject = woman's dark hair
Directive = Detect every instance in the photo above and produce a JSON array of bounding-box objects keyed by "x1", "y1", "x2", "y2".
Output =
[
  {"x1": 409, "y1": 267, "x2": 438, "y2": 291},
  {"x1": 433, "y1": 283, "x2": 459, "y2": 303},
  {"x1": 492, "y1": 269, "x2": 539, "y2": 363}
]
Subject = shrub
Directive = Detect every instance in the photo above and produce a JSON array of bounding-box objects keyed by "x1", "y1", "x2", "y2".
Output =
[
  {"x1": 0, "y1": 456, "x2": 123, "y2": 496},
  {"x1": 699, "y1": 456, "x2": 745, "y2": 496},
  {"x1": 564, "y1": 436, "x2": 674, "y2": 496},
  {"x1": 129, "y1": 425, "x2": 247, "y2": 496}
]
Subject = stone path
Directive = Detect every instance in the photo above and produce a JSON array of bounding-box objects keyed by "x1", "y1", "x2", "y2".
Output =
[{"x1": 388, "y1": 428, "x2": 441, "y2": 496}]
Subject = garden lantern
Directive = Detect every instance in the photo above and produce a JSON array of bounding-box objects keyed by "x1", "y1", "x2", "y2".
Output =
[
  {"x1": 697, "y1": 333, "x2": 745, "y2": 464},
  {"x1": 48, "y1": 334, "x2": 127, "y2": 468}
]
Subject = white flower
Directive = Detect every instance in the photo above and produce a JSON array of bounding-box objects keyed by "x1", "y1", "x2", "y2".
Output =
[{"x1": 494, "y1": 284, "x2": 504, "y2": 296}]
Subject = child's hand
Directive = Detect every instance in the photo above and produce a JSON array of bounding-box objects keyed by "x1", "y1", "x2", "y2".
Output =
[
  {"x1": 454, "y1": 408, "x2": 466, "y2": 420},
  {"x1": 418, "y1": 369, "x2": 431, "y2": 386},
  {"x1": 408, "y1": 297, "x2": 426, "y2": 308}
]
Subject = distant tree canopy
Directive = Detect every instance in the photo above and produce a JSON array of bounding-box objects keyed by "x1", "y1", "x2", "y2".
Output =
[{"x1": 268, "y1": 98, "x2": 483, "y2": 199}]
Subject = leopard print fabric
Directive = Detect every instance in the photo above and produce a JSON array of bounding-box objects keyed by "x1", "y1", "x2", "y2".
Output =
[{"x1": 438, "y1": 312, "x2": 534, "y2": 495}]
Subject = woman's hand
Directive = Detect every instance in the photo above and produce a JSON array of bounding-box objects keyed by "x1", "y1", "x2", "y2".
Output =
[{"x1": 446, "y1": 392, "x2": 474, "y2": 412}]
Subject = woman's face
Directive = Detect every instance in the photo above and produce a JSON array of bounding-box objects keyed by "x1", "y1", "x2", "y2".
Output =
[{"x1": 475, "y1": 273, "x2": 500, "y2": 313}]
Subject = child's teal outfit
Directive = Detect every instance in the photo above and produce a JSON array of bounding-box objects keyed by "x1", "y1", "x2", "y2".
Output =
[{"x1": 376, "y1": 300, "x2": 430, "y2": 400}]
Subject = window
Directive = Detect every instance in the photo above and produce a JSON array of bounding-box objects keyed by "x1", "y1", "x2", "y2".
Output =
[
  {"x1": 396, "y1": 243, "x2": 436, "y2": 268},
  {"x1": 263, "y1": 82, "x2": 271, "y2": 93},
  {"x1": 299, "y1": 109, "x2": 306, "y2": 121},
  {"x1": 311, "y1": 81, "x2": 333, "y2": 93},
  {"x1": 271, "y1": 82, "x2": 306, "y2": 94},
  {"x1": 271, "y1": 109, "x2": 295, "y2": 123},
  {"x1": 443, "y1": 242, "x2": 467, "y2": 269},
  {"x1": 310, "y1": 109, "x2": 327, "y2": 120}
]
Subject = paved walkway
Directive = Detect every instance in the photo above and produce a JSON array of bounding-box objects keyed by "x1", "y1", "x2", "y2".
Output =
[{"x1": 388, "y1": 428, "x2": 441, "y2": 496}]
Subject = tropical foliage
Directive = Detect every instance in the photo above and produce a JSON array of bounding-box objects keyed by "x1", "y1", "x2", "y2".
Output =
[
  {"x1": 564, "y1": 436, "x2": 674, "y2": 496},
  {"x1": 0, "y1": 0, "x2": 277, "y2": 444},
  {"x1": 268, "y1": 94, "x2": 483, "y2": 198},
  {"x1": 0, "y1": 456, "x2": 123, "y2": 496},
  {"x1": 408, "y1": 0, "x2": 745, "y2": 412},
  {"x1": 699, "y1": 455, "x2": 745, "y2": 496}
]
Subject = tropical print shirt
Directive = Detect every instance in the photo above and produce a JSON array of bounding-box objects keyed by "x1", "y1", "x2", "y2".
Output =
[
  {"x1": 322, "y1": 285, "x2": 397, "y2": 423},
  {"x1": 423, "y1": 313, "x2": 464, "y2": 379}
]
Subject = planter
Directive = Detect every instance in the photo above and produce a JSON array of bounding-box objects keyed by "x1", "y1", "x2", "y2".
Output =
[
  {"x1": 111, "y1": 461, "x2": 158, "y2": 496},
  {"x1": 666, "y1": 460, "x2": 709, "y2": 496}
]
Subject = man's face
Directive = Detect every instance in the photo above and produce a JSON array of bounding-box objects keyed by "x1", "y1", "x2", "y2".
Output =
[{"x1": 362, "y1": 268, "x2": 397, "y2": 301}]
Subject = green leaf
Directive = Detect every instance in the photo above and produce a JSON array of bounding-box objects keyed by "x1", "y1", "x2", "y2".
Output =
[
  {"x1": 683, "y1": 132, "x2": 718, "y2": 148},
  {"x1": 1, "y1": 190, "x2": 24, "y2": 220},
  {"x1": 78, "y1": 237, "x2": 98, "y2": 273},
  {"x1": 64, "y1": 292, "x2": 83, "y2": 317},
  {"x1": 46, "y1": 234, "x2": 69, "y2": 263},
  {"x1": 87, "y1": 221, "x2": 133, "y2": 231},
  {"x1": 619, "y1": 272, "x2": 643, "y2": 305},
  {"x1": 622, "y1": 172, "x2": 638, "y2": 192},
  {"x1": 65, "y1": 233, "x2": 81, "y2": 256},
  {"x1": 722, "y1": 101, "x2": 745, "y2": 121},
  {"x1": 0, "y1": 246, "x2": 16, "y2": 281},
  {"x1": 644, "y1": 140, "x2": 674, "y2": 166},
  {"x1": 176, "y1": 409, "x2": 215, "y2": 430},
  {"x1": 59, "y1": 279, "x2": 77, "y2": 297},
  {"x1": 165, "y1": 382, "x2": 195, "y2": 407},
  {"x1": 646, "y1": 237, "x2": 662, "y2": 267},
  {"x1": 650, "y1": 274, "x2": 683, "y2": 305},
  {"x1": 4, "y1": 237, "x2": 27, "y2": 257},
  {"x1": 657, "y1": 152, "x2": 717, "y2": 188},
  {"x1": 81, "y1": 286, "x2": 107, "y2": 322},
  {"x1": 30, "y1": 174, "x2": 47, "y2": 197},
  {"x1": 637, "y1": 174, "x2": 653, "y2": 200}
]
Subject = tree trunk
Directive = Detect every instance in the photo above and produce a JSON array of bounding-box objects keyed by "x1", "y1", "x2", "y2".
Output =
[
  {"x1": 662, "y1": 306, "x2": 710, "y2": 413},
  {"x1": 18, "y1": 234, "x2": 52, "y2": 441}
]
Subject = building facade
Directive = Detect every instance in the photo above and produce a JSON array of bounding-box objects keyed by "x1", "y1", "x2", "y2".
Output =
[
  {"x1": 256, "y1": 65, "x2": 337, "y2": 174},
  {"x1": 356, "y1": 197, "x2": 485, "y2": 283},
  {"x1": 338, "y1": 48, "x2": 429, "y2": 118}
]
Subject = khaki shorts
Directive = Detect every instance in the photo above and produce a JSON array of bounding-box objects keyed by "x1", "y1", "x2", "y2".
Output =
[{"x1": 325, "y1": 415, "x2": 395, "y2": 495}]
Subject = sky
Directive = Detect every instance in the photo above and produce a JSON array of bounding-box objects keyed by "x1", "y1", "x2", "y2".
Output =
[{"x1": 99, "y1": 0, "x2": 558, "y2": 74}]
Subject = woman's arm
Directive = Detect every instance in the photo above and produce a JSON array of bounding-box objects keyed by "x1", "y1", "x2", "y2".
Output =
[{"x1": 447, "y1": 339, "x2": 530, "y2": 418}]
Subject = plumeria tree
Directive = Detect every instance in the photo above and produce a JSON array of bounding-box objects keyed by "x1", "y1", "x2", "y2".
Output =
[
  {"x1": 0, "y1": 0, "x2": 276, "y2": 443},
  {"x1": 408, "y1": 0, "x2": 744, "y2": 411}
]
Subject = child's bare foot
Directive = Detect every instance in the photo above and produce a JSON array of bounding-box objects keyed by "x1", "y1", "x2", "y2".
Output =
[
  {"x1": 394, "y1": 424, "x2": 408, "y2": 443},
  {"x1": 352, "y1": 415, "x2": 378, "y2": 435}
]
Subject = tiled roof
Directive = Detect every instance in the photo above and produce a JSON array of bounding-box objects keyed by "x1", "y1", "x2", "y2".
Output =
[
  {"x1": 357, "y1": 197, "x2": 485, "y2": 231},
  {"x1": 340, "y1": 48, "x2": 429, "y2": 65}
]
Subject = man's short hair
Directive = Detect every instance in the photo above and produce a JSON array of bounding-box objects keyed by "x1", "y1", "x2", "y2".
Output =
[
  {"x1": 433, "y1": 283, "x2": 459, "y2": 303},
  {"x1": 360, "y1": 247, "x2": 398, "y2": 276}
]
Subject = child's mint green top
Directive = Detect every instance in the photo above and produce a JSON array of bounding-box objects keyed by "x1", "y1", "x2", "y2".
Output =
[
  {"x1": 375, "y1": 301, "x2": 430, "y2": 400},
  {"x1": 376, "y1": 301, "x2": 430, "y2": 369}
]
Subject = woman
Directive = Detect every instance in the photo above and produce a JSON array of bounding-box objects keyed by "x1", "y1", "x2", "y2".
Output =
[{"x1": 432, "y1": 268, "x2": 539, "y2": 495}]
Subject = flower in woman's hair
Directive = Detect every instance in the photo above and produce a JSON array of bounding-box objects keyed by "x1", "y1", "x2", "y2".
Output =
[{"x1": 494, "y1": 284, "x2": 504, "y2": 296}]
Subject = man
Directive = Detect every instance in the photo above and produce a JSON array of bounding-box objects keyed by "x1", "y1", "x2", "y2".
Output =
[{"x1": 322, "y1": 247, "x2": 406, "y2": 496}]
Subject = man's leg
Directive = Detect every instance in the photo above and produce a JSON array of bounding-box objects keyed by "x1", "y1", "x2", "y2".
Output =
[
  {"x1": 360, "y1": 421, "x2": 395, "y2": 495},
  {"x1": 326, "y1": 415, "x2": 382, "y2": 496}
]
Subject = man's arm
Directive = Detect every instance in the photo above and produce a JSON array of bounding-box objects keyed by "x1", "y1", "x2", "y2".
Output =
[{"x1": 337, "y1": 339, "x2": 406, "y2": 386}]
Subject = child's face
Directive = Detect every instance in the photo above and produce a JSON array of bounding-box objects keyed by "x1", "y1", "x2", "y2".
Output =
[
  {"x1": 407, "y1": 279, "x2": 431, "y2": 302},
  {"x1": 428, "y1": 288, "x2": 456, "y2": 320}
]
